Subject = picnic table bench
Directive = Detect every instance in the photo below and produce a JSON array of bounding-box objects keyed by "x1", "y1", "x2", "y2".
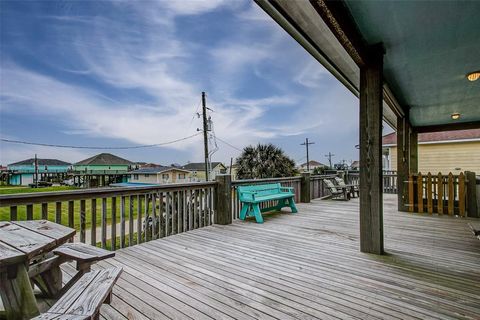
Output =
[
  {"x1": 0, "y1": 220, "x2": 119, "y2": 320},
  {"x1": 237, "y1": 183, "x2": 298, "y2": 223}
]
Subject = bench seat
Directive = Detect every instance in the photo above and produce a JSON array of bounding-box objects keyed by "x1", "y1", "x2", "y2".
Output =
[
  {"x1": 33, "y1": 267, "x2": 122, "y2": 320},
  {"x1": 53, "y1": 243, "x2": 115, "y2": 264},
  {"x1": 237, "y1": 183, "x2": 297, "y2": 223}
]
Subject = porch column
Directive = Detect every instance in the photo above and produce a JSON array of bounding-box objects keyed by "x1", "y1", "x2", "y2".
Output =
[
  {"x1": 397, "y1": 116, "x2": 410, "y2": 212},
  {"x1": 409, "y1": 128, "x2": 418, "y2": 173},
  {"x1": 359, "y1": 44, "x2": 384, "y2": 255}
]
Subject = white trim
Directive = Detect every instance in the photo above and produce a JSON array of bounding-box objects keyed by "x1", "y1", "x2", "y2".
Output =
[{"x1": 384, "y1": 138, "x2": 480, "y2": 147}]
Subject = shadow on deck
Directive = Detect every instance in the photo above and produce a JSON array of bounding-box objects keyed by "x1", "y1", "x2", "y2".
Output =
[{"x1": 62, "y1": 194, "x2": 480, "y2": 320}]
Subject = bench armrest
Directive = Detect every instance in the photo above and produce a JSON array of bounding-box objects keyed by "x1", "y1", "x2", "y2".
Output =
[
  {"x1": 239, "y1": 190, "x2": 256, "y2": 201},
  {"x1": 280, "y1": 187, "x2": 294, "y2": 193}
]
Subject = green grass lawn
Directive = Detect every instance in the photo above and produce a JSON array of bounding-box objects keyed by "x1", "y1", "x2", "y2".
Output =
[
  {"x1": 0, "y1": 186, "x2": 146, "y2": 231},
  {"x1": 0, "y1": 186, "x2": 78, "y2": 194}
]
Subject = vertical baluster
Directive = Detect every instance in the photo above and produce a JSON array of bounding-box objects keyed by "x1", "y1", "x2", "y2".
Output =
[
  {"x1": 183, "y1": 190, "x2": 188, "y2": 232},
  {"x1": 188, "y1": 189, "x2": 193, "y2": 231},
  {"x1": 129, "y1": 195, "x2": 134, "y2": 246},
  {"x1": 171, "y1": 192, "x2": 177, "y2": 235},
  {"x1": 159, "y1": 192, "x2": 165, "y2": 238},
  {"x1": 165, "y1": 192, "x2": 171, "y2": 236},
  {"x1": 193, "y1": 189, "x2": 198, "y2": 229},
  {"x1": 10, "y1": 206, "x2": 18, "y2": 221},
  {"x1": 137, "y1": 195, "x2": 142, "y2": 244},
  {"x1": 68, "y1": 201, "x2": 74, "y2": 228},
  {"x1": 120, "y1": 196, "x2": 126, "y2": 248},
  {"x1": 204, "y1": 187, "x2": 209, "y2": 226},
  {"x1": 417, "y1": 173, "x2": 424, "y2": 213},
  {"x1": 199, "y1": 189, "x2": 204, "y2": 228},
  {"x1": 177, "y1": 191, "x2": 183, "y2": 234},
  {"x1": 448, "y1": 173, "x2": 454, "y2": 215},
  {"x1": 101, "y1": 198, "x2": 107, "y2": 249},
  {"x1": 144, "y1": 194, "x2": 149, "y2": 242},
  {"x1": 458, "y1": 172, "x2": 466, "y2": 217},
  {"x1": 437, "y1": 173, "x2": 444, "y2": 215},
  {"x1": 79, "y1": 200, "x2": 86, "y2": 243},
  {"x1": 408, "y1": 174, "x2": 414, "y2": 213},
  {"x1": 27, "y1": 204, "x2": 33, "y2": 220},
  {"x1": 151, "y1": 193, "x2": 157, "y2": 240},
  {"x1": 91, "y1": 199, "x2": 96, "y2": 246},
  {"x1": 41, "y1": 203, "x2": 48, "y2": 220},
  {"x1": 55, "y1": 202, "x2": 62, "y2": 224},
  {"x1": 111, "y1": 197, "x2": 117, "y2": 250},
  {"x1": 427, "y1": 173, "x2": 433, "y2": 214}
]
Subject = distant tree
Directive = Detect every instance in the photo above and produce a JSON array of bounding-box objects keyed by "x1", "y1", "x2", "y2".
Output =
[
  {"x1": 313, "y1": 166, "x2": 326, "y2": 175},
  {"x1": 235, "y1": 143, "x2": 297, "y2": 179}
]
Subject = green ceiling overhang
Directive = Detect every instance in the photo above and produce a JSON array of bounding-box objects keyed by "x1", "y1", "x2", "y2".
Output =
[{"x1": 256, "y1": 0, "x2": 480, "y2": 130}]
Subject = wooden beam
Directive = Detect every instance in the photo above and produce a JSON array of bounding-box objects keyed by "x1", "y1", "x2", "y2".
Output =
[
  {"x1": 359, "y1": 44, "x2": 384, "y2": 255},
  {"x1": 409, "y1": 128, "x2": 418, "y2": 174},
  {"x1": 413, "y1": 121, "x2": 480, "y2": 133},
  {"x1": 396, "y1": 115, "x2": 410, "y2": 212}
]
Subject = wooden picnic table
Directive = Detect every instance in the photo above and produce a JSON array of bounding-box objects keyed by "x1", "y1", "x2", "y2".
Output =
[{"x1": 0, "y1": 220, "x2": 75, "y2": 319}]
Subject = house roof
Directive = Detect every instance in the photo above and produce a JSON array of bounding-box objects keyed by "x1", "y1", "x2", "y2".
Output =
[
  {"x1": 383, "y1": 129, "x2": 480, "y2": 146},
  {"x1": 182, "y1": 162, "x2": 224, "y2": 171},
  {"x1": 75, "y1": 153, "x2": 133, "y2": 166},
  {"x1": 350, "y1": 161, "x2": 360, "y2": 168},
  {"x1": 8, "y1": 158, "x2": 71, "y2": 166},
  {"x1": 300, "y1": 160, "x2": 326, "y2": 167},
  {"x1": 129, "y1": 166, "x2": 190, "y2": 174}
]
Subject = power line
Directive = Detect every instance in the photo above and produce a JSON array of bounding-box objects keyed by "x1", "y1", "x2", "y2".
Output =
[
  {"x1": 0, "y1": 132, "x2": 202, "y2": 150},
  {"x1": 215, "y1": 136, "x2": 243, "y2": 152}
]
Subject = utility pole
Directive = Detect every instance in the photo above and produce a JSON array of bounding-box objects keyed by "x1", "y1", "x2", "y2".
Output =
[
  {"x1": 202, "y1": 92, "x2": 209, "y2": 181},
  {"x1": 325, "y1": 152, "x2": 335, "y2": 169},
  {"x1": 300, "y1": 138, "x2": 315, "y2": 171}
]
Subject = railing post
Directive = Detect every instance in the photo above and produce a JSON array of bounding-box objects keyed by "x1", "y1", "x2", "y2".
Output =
[
  {"x1": 465, "y1": 171, "x2": 478, "y2": 218},
  {"x1": 301, "y1": 172, "x2": 311, "y2": 203},
  {"x1": 214, "y1": 174, "x2": 232, "y2": 225}
]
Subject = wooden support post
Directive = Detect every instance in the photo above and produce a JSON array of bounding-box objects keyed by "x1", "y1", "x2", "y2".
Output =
[
  {"x1": 359, "y1": 44, "x2": 384, "y2": 255},
  {"x1": 465, "y1": 171, "x2": 479, "y2": 218},
  {"x1": 409, "y1": 129, "x2": 418, "y2": 174},
  {"x1": 396, "y1": 116, "x2": 410, "y2": 211},
  {"x1": 214, "y1": 175, "x2": 232, "y2": 225},
  {"x1": 300, "y1": 172, "x2": 311, "y2": 203}
]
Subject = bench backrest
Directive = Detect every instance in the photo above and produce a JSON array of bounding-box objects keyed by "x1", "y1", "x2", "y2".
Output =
[{"x1": 237, "y1": 183, "x2": 282, "y2": 200}]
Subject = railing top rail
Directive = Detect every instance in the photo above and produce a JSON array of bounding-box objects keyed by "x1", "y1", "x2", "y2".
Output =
[
  {"x1": 310, "y1": 174, "x2": 337, "y2": 180},
  {"x1": 0, "y1": 181, "x2": 217, "y2": 207},
  {"x1": 232, "y1": 176, "x2": 302, "y2": 186}
]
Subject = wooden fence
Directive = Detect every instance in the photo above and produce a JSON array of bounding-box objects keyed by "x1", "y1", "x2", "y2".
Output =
[
  {"x1": 0, "y1": 182, "x2": 216, "y2": 250},
  {"x1": 407, "y1": 172, "x2": 466, "y2": 216}
]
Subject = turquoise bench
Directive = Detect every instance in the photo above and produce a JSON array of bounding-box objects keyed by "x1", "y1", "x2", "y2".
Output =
[{"x1": 237, "y1": 183, "x2": 298, "y2": 223}]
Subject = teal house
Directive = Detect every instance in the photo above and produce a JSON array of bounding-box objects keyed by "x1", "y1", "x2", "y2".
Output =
[
  {"x1": 8, "y1": 158, "x2": 71, "y2": 185},
  {"x1": 73, "y1": 153, "x2": 134, "y2": 174}
]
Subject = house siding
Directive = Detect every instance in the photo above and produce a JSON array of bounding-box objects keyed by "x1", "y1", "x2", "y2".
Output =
[
  {"x1": 73, "y1": 164, "x2": 130, "y2": 173},
  {"x1": 388, "y1": 141, "x2": 480, "y2": 174}
]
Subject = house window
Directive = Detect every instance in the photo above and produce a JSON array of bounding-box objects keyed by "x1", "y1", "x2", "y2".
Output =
[
  {"x1": 178, "y1": 173, "x2": 186, "y2": 179},
  {"x1": 162, "y1": 173, "x2": 169, "y2": 180},
  {"x1": 133, "y1": 174, "x2": 139, "y2": 180}
]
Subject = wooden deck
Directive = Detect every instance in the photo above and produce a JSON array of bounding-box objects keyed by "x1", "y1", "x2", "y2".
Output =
[{"x1": 62, "y1": 195, "x2": 480, "y2": 320}]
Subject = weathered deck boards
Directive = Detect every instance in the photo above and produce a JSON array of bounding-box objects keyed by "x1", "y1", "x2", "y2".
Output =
[{"x1": 60, "y1": 195, "x2": 480, "y2": 320}]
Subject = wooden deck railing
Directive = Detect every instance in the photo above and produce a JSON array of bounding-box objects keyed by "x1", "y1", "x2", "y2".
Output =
[
  {"x1": 407, "y1": 172, "x2": 467, "y2": 216},
  {"x1": 0, "y1": 182, "x2": 216, "y2": 250}
]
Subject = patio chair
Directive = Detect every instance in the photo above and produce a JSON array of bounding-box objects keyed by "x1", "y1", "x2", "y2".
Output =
[
  {"x1": 334, "y1": 177, "x2": 359, "y2": 198},
  {"x1": 324, "y1": 179, "x2": 349, "y2": 200}
]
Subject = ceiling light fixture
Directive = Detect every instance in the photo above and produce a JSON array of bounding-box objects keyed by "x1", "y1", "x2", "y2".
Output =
[
  {"x1": 466, "y1": 71, "x2": 480, "y2": 81},
  {"x1": 451, "y1": 113, "x2": 461, "y2": 120}
]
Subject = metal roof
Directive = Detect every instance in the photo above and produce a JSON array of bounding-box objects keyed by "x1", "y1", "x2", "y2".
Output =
[
  {"x1": 8, "y1": 158, "x2": 71, "y2": 166},
  {"x1": 74, "y1": 153, "x2": 133, "y2": 166}
]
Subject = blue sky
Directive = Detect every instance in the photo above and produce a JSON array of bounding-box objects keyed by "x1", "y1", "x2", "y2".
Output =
[{"x1": 1, "y1": 0, "x2": 368, "y2": 167}]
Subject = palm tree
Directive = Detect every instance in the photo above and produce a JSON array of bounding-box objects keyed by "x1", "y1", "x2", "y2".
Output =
[{"x1": 235, "y1": 143, "x2": 297, "y2": 179}]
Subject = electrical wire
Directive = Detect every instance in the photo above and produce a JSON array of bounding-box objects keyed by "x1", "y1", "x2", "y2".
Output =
[
  {"x1": 0, "y1": 132, "x2": 202, "y2": 150},
  {"x1": 215, "y1": 136, "x2": 243, "y2": 152}
]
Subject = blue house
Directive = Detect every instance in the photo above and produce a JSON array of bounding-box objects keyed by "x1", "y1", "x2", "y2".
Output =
[{"x1": 8, "y1": 158, "x2": 71, "y2": 185}]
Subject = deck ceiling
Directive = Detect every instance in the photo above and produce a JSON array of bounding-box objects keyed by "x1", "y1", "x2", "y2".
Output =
[
  {"x1": 256, "y1": 0, "x2": 480, "y2": 130},
  {"x1": 344, "y1": 0, "x2": 480, "y2": 127}
]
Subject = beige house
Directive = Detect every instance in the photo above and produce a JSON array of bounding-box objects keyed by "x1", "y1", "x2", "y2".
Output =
[
  {"x1": 298, "y1": 160, "x2": 327, "y2": 172},
  {"x1": 182, "y1": 162, "x2": 227, "y2": 181},
  {"x1": 128, "y1": 166, "x2": 191, "y2": 184},
  {"x1": 383, "y1": 129, "x2": 480, "y2": 174}
]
